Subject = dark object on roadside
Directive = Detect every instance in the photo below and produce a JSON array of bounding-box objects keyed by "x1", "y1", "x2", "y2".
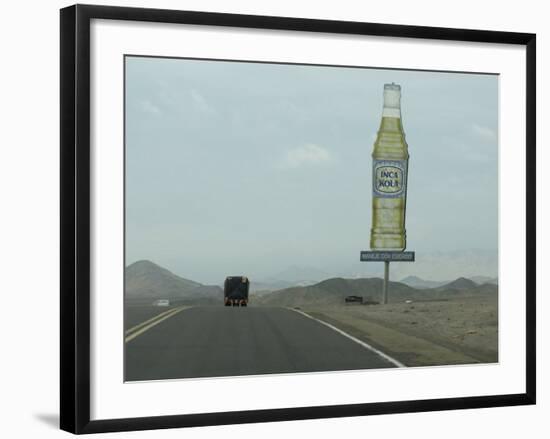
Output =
[
  {"x1": 224, "y1": 276, "x2": 250, "y2": 307},
  {"x1": 345, "y1": 295, "x2": 363, "y2": 304}
]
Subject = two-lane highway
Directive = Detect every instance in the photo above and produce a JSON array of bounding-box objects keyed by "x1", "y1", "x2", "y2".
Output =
[{"x1": 125, "y1": 306, "x2": 397, "y2": 381}]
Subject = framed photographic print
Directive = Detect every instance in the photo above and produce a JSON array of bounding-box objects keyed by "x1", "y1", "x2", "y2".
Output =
[{"x1": 60, "y1": 4, "x2": 536, "y2": 434}]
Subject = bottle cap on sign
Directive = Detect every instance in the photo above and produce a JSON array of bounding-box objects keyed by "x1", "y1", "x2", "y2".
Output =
[{"x1": 383, "y1": 83, "x2": 401, "y2": 118}]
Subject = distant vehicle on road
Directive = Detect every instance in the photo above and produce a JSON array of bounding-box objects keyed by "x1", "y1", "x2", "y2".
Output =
[
  {"x1": 224, "y1": 276, "x2": 249, "y2": 307},
  {"x1": 345, "y1": 295, "x2": 363, "y2": 304},
  {"x1": 152, "y1": 299, "x2": 170, "y2": 307},
  {"x1": 344, "y1": 295, "x2": 379, "y2": 305}
]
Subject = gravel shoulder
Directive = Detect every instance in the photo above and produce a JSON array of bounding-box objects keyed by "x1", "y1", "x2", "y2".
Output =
[{"x1": 300, "y1": 293, "x2": 498, "y2": 367}]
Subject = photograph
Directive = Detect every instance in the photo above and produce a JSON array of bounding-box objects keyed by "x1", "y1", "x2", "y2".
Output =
[{"x1": 123, "y1": 56, "x2": 499, "y2": 382}]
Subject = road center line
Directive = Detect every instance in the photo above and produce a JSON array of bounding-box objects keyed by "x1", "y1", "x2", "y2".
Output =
[
  {"x1": 125, "y1": 306, "x2": 189, "y2": 343},
  {"x1": 288, "y1": 308, "x2": 406, "y2": 368},
  {"x1": 125, "y1": 306, "x2": 184, "y2": 336}
]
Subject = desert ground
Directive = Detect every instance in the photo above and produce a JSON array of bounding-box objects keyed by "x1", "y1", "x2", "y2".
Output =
[{"x1": 294, "y1": 293, "x2": 498, "y2": 367}]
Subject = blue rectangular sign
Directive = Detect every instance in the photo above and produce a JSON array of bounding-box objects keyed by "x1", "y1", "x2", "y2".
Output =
[{"x1": 360, "y1": 251, "x2": 415, "y2": 262}]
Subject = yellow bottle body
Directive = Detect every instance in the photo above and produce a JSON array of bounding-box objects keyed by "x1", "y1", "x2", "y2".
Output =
[{"x1": 370, "y1": 84, "x2": 409, "y2": 251}]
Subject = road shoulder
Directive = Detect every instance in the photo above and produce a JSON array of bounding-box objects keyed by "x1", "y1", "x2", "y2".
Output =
[{"x1": 304, "y1": 309, "x2": 483, "y2": 367}]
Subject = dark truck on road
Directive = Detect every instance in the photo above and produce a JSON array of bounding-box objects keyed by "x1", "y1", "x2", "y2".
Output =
[{"x1": 224, "y1": 276, "x2": 250, "y2": 307}]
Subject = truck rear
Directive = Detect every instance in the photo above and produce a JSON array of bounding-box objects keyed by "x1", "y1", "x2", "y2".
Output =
[{"x1": 224, "y1": 276, "x2": 249, "y2": 307}]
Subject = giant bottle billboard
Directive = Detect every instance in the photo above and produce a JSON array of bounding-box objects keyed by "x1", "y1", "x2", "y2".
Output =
[{"x1": 370, "y1": 83, "x2": 409, "y2": 251}]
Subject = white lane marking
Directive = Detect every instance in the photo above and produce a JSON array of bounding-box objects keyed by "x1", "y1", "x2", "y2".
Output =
[
  {"x1": 125, "y1": 306, "x2": 184, "y2": 336},
  {"x1": 288, "y1": 308, "x2": 406, "y2": 368},
  {"x1": 125, "y1": 306, "x2": 189, "y2": 343}
]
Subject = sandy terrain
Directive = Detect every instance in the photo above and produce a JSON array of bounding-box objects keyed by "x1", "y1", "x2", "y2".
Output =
[{"x1": 301, "y1": 293, "x2": 498, "y2": 367}]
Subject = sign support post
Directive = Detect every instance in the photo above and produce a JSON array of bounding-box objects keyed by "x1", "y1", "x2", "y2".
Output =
[
  {"x1": 383, "y1": 261, "x2": 389, "y2": 305},
  {"x1": 360, "y1": 251, "x2": 415, "y2": 304}
]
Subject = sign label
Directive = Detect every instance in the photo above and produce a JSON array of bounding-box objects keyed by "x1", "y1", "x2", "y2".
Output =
[
  {"x1": 360, "y1": 251, "x2": 415, "y2": 262},
  {"x1": 373, "y1": 160, "x2": 407, "y2": 198}
]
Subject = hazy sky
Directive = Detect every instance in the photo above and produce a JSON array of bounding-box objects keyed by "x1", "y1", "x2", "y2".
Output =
[{"x1": 125, "y1": 56, "x2": 498, "y2": 283}]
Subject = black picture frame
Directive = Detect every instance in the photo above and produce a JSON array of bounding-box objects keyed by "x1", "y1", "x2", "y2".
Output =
[{"x1": 60, "y1": 4, "x2": 536, "y2": 434}]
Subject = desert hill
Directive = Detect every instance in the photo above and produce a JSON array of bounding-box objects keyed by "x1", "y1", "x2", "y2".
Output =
[
  {"x1": 399, "y1": 275, "x2": 448, "y2": 289},
  {"x1": 437, "y1": 277, "x2": 478, "y2": 291},
  {"x1": 125, "y1": 260, "x2": 222, "y2": 305},
  {"x1": 258, "y1": 277, "x2": 417, "y2": 307}
]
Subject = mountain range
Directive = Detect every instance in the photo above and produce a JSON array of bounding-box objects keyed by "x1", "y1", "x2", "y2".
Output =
[
  {"x1": 398, "y1": 275, "x2": 448, "y2": 289},
  {"x1": 257, "y1": 276, "x2": 497, "y2": 307},
  {"x1": 399, "y1": 274, "x2": 498, "y2": 289},
  {"x1": 247, "y1": 250, "x2": 497, "y2": 290},
  {"x1": 387, "y1": 249, "x2": 498, "y2": 281},
  {"x1": 125, "y1": 260, "x2": 497, "y2": 307}
]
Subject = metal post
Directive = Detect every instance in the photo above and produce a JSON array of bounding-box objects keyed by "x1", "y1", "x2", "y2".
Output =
[{"x1": 383, "y1": 261, "x2": 390, "y2": 304}]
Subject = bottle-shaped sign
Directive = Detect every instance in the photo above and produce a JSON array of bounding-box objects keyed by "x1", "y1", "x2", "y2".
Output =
[{"x1": 370, "y1": 83, "x2": 409, "y2": 251}]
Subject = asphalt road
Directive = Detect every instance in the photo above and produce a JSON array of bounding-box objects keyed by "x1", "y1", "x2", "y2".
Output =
[{"x1": 125, "y1": 306, "x2": 396, "y2": 381}]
